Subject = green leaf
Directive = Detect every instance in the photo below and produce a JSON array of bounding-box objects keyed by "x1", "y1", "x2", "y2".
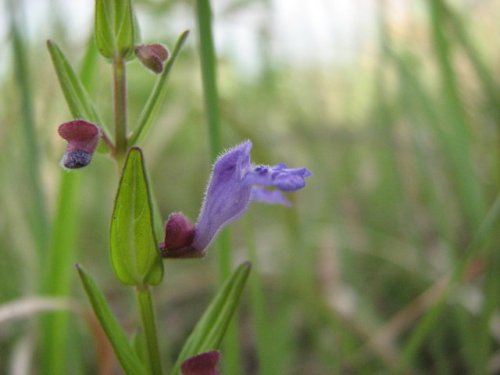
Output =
[
  {"x1": 115, "y1": 0, "x2": 138, "y2": 60},
  {"x1": 76, "y1": 265, "x2": 146, "y2": 375},
  {"x1": 95, "y1": 0, "x2": 138, "y2": 60},
  {"x1": 47, "y1": 40, "x2": 104, "y2": 125},
  {"x1": 94, "y1": 0, "x2": 115, "y2": 59},
  {"x1": 110, "y1": 147, "x2": 163, "y2": 286},
  {"x1": 129, "y1": 30, "x2": 190, "y2": 145},
  {"x1": 170, "y1": 262, "x2": 251, "y2": 375}
]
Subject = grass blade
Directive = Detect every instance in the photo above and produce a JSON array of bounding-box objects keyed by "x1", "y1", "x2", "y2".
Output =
[
  {"x1": 39, "y1": 172, "x2": 81, "y2": 375},
  {"x1": 8, "y1": 0, "x2": 48, "y2": 255}
]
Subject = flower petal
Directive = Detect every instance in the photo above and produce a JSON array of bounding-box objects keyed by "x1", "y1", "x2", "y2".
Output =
[
  {"x1": 250, "y1": 187, "x2": 291, "y2": 207},
  {"x1": 246, "y1": 164, "x2": 312, "y2": 191},
  {"x1": 192, "y1": 141, "x2": 253, "y2": 252}
]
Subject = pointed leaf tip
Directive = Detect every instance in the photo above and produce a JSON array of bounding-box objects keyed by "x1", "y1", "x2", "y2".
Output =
[{"x1": 110, "y1": 147, "x2": 163, "y2": 286}]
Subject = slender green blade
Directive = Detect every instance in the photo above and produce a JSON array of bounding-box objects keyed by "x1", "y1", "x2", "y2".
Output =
[
  {"x1": 40, "y1": 37, "x2": 103, "y2": 375},
  {"x1": 39, "y1": 172, "x2": 81, "y2": 375},
  {"x1": 9, "y1": 0, "x2": 48, "y2": 254},
  {"x1": 46, "y1": 40, "x2": 103, "y2": 126},
  {"x1": 129, "y1": 30, "x2": 189, "y2": 145},
  {"x1": 195, "y1": 0, "x2": 221, "y2": 161},
  {"x1": 78, "y1": 34, "x2": 99, "y2": 91},
  {"x1": 170, "y1": 262, "x2": 251, "y2": 375},
  {"x1": 76, "y1": 265, "x2": 146, "y2": 375},
  {"x1": 110, "y1": 147, "x2": 163, "y2": 286},
  {"x1": 94, "y1": 0, "x2": 115, "y2": 59}
]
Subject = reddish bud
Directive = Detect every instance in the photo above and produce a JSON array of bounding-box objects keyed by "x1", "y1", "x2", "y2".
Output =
[
  {"x1": 159, "y1": 212, "x2": 202, "y2": 258},
  {"x1": 181, "y1": 351, "x2": 221, "y2": 375},
  {"x1": 135, "y1": 43, "x2": 169, "y2": 74},
  {"x1": 58, "y1": 120, "x2": 101, "y2": 169}
]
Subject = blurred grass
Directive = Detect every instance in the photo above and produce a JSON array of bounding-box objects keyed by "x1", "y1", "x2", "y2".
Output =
[{"x1": 0, "y1": 0, "x2": 499, "y2": 374}]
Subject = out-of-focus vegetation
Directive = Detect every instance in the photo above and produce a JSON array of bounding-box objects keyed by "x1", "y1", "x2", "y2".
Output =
[{"x1": 1, "y1": 0, "x2": 499, "y2": 373}]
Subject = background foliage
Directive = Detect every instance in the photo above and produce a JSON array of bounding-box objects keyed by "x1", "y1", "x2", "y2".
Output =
[{"x1": 0, "y1": 0, "x2": 499, "y2": 373}]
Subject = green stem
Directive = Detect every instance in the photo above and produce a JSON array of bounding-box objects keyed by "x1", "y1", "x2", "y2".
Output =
[
  {"x1": 113, "y1": 56, "x2": 128, "y2": 159},
  {"x1": 194, "y1": 3, "x2": 241, "y2": 371},
  {"x1": 40, "y1": 172, "x2": 81, "y2": 375},
  {"x1": 136, "y1": 285, "x2": 163, "y2": 375},
  {"x1": 8, "y1": 0, "x2": 48, "y2": 255},
  {"x1": 195, "y1": 0, "x2": 221, "y2": 160}
]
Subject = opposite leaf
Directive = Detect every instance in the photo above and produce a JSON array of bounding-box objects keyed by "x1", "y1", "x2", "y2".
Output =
[
  {"x1": 47, "y1": 40, "x2": 103, "y2": 125},
  {"x1": 110, "y1": 147, "x2": 163, "y2": 286},
  {"x1": 114, "y1": 0, "x2": 138, "y2": 60},
  {"x1": 94, "y1": 0, "x2": 115, "y2": 59},
  {"x1": 130, "y1": 30, "x2": 189, "y2": 145},
  {"x1": 171, "y1": 262, "x2": 251, "y2": 375},
  {"x1": 76, "y1": 265, "x2": 146, "y2": 375},
  {"x1": 95, "y1": 0, "x2": 138, "y2": 60}
]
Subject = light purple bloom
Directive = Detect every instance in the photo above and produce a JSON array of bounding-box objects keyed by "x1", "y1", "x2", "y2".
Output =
[{"x1": 160, "y1": 140, "x2": 311, "y2": 258}]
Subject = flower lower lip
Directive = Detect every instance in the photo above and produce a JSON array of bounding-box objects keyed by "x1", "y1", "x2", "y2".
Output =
[{"x1": 62, "y1": 150, "x2": 93, "y2": 169}]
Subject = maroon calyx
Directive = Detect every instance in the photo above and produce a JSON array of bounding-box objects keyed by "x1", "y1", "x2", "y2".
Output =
[
  {"x1": 135, "y1": 43, "x2": 170, "y2": 74},
  {"x1": 159, "y1": 212, "x2": 202, "y2": 258},
  {"x1": 181, "y1": 351, "x2": 221, "y2": 375},
  {"x1": 58, "y1": 120, "x2": 101, "y2": 169}
]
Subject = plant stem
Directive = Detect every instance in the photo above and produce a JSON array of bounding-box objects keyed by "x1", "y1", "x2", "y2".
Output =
[
  {"x1": 195, "y1": 0, "x2": 221, "y2": 160},
  {"x1": 40, "y1": 171, "x2": 81, "y2": 375},
  {"x1": 195, "y1": 2, "x2": 242, "y2": 373},
  {"x1": 113, "y1": 56, "x2": 128, "y2": 160},
  {"x1": 136, "y1": 285, "x2": 163, "y2": 375}
]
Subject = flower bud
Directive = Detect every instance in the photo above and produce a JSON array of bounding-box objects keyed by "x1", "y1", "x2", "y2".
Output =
[
  {"x1": 159, "y1": 212, "x2": 201, "y2": 258},
  {"x1": 58, "y1": 120, "x2": 101, "y2": 169},
  {"x1": 181, "y1": 351, "x2": 221, "y2": 375},
  {"x1": 135, "y1": 43, "x2": 169, "y2": 74}
]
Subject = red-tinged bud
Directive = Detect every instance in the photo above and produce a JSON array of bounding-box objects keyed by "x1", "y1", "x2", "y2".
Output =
[
  {"x1": 58, "y1": 120, "x2": 101, "y2": 169},
  {"x1": 135, "y1": 43, "x2": 169, "y2": 74},
  {"x1": 159, "y1": 212, "x2": 202, "y2": 258},
  {"x1": 181, "y1": 351, "x2": 221, "y2": 375}
]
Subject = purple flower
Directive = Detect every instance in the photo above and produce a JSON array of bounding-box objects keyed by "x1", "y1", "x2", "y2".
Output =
[
  {"x1": 160, "y1": 140, "x2": 311, "y2": 258},
  {"x1": 58, "y1": 120, "x2": 101, "y2": 169},
  {"x1": 135, "y1": 43, "x2": 170, "y2": 74}
]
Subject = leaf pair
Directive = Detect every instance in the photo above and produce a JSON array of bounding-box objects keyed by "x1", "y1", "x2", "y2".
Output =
[
  {"x1": 77, "y1": 262, "x2": 251, "y2": 375},
  {"x1": 48, "y1": 30, "x2": 189, "y2": 151}
]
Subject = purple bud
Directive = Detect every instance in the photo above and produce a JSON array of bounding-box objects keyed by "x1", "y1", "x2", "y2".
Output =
[
  {"x1": 181, "y1": 351, "x2": 221, "y2": 375},
  {"x1": 135, "y1": 43, "x2": 170, "y2": 74},
  {"x1": 58, "y1": 120, "x2": 101, "y2": 169},
  {"x1": 160, "y1": 213, "x2": 201, "y2": 258}
]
